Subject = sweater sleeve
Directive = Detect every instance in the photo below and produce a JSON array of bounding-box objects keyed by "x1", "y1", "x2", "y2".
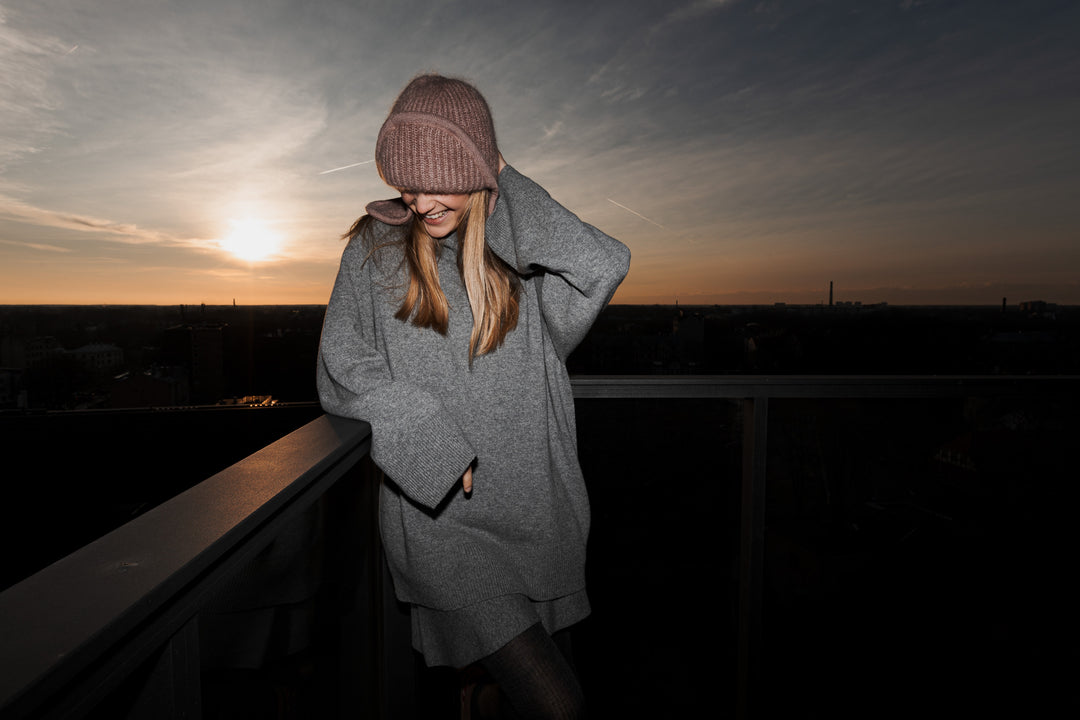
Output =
[
  {"x1": 317, "y1": 238, "x2": 476, "y2": 510},
  {"x1": 485, "y1": 165, "x2": 631, "y2": 360}
]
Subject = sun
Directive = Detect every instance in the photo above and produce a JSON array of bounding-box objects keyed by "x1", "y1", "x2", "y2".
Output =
[{"x1": 220, "y1": 218, "x2": 282, "y2": 262}]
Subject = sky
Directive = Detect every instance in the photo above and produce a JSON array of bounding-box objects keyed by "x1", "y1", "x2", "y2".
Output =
[{"x1": 1, "y1": 0, "x2": 1078, "y2": 306}]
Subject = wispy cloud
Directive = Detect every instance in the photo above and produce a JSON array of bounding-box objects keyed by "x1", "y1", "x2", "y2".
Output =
[
  {"x1": 0, "y1": 7, "x2": 68, "y2": 166},
  {"x1": 664, "y1": 0, "x2": 740, "y2": 25},
  {"x1": 541, "y1": 120, "x2": 564, "y2": 141},
  {"x1": 0, "y1": 238, "x2": 71, "y2": 253},
  {"x1": 0, "y1": 193, "x2": 210, "y2": 250}
]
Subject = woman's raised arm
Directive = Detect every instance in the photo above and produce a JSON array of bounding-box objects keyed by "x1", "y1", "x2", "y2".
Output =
[{"x1": 485, "y1": 165, "x2": 631, "y2": 360}]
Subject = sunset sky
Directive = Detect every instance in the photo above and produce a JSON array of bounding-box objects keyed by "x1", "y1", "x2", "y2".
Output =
[{"x1": 1, "y1": 0, "x2": 1077, "y2": 306}]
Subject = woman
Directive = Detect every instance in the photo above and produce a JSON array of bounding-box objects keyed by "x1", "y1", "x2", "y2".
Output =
[{"x1": 318, "y1": 74, "x2": 630, "y2": 719}]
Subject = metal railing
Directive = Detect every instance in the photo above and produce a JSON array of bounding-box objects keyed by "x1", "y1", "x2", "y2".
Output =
[
  {"x1": 570, "y1": 374, "x2": 1076, "y2": 719},
  {"x1": 0, "y1": 414, "x2": 374, "y2": 719},
  {"x1": 1, "y1": 375, "x2": 1076, "y2": 718}
]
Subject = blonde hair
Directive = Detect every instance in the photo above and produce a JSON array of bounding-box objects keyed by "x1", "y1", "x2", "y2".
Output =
[{"x1": 347, "y1": 190, "x2": 519, "y2": 363}]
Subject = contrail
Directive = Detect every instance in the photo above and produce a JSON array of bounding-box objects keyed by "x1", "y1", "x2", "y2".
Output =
[
  {"x1": 607, "y1": 198, "x2": 665, "y2": 229},
  {"x1": 319, "y1": 159, "x2": 375, "y2": 175}
]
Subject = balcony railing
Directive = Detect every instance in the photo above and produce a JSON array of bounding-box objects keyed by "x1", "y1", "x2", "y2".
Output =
[
  {"x1": 0, "y1": 414, "x2": 376, "y2": 719},
  {"x1": 1, "y1": 375, "x2": 1076, "y2": 719}
]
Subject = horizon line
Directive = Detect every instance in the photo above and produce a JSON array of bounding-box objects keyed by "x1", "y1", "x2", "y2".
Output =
[{"x1": 2, "y1": 301, "x2": 1076, "y2": 309}]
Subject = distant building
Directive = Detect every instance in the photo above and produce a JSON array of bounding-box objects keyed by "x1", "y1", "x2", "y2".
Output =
[
  {"x1": 110, "y1": 366, "x2": 189, "y2": 408},
  {"x1": 69, "y1": 343, "x2": 124, "y2": 374},
  {"x1": 0, "y1": 367, "x2": 27, "y2": 409},
  {"x1": 1019, "y1": 300, "x2": 1057, "y2": 318},
  {"x1": 24, "y1": 336, "x2": 64, "y2": 367},
  {"x1": 0, "y1": 336, "x2": 26, "y2": 368},
  {"x1": 162, "y1": 323, "x2": 226, "y2": 404}
]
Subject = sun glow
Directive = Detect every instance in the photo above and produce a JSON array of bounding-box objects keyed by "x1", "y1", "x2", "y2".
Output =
[{"x1": 220, "y1": 218, "x2": 282, "y2": 262}]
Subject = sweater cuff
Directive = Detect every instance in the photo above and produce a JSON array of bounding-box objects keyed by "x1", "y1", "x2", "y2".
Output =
[{"x1": 376, "y1": 410, "x2": 476, "y2": 510}]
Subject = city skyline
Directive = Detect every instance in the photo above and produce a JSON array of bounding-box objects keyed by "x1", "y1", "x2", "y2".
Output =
[{"x1": 1, "y1": 0, "x2": 1078, "y2": 306}]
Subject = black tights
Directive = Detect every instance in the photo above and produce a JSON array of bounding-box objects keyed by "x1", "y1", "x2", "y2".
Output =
[{"x1": 472, "y1": 623, "x2": 586, "y2": 720}]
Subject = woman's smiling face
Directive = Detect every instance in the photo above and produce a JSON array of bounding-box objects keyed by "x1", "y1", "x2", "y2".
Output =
[{"x1": 399, "y1": 191, "x2": 470, "y2": 238}]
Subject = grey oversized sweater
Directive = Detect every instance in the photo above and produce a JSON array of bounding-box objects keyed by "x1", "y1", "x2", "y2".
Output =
[{"x1": 317, "y1": 165, "x2": 630, "y2": 616}]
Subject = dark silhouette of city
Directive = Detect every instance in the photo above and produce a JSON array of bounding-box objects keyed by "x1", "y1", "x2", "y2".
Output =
[
  {"x1": 2, "y1": 300, "x2": 1076, "y2": 416},
  {"x1": 1, "y1": 301, "x2": 1077, "y2": 717}
]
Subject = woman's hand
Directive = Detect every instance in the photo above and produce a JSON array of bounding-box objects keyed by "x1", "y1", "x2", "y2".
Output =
[{"x1": 462, "y1": 465, "x2": 474, "y2": 494}]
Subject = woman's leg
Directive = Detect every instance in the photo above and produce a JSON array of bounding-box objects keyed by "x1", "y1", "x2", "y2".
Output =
[{"x1": 477, "y1": 622, "x2": 586, "y2": 720}]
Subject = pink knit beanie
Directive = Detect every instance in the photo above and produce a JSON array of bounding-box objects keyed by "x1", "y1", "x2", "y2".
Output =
[{"x1": 367, "y1": 74, "x2": 499, "y2": 225}]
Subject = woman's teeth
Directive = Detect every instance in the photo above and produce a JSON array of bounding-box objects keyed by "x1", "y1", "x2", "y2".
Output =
[{"x1": 425, "y1": 210, "x2": 448, "y2": 220}]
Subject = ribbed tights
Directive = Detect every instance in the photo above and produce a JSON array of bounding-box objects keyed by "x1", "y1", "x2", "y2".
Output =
[{"x1": 474, "y1": 623, "x2": 586, "y2": 720}]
